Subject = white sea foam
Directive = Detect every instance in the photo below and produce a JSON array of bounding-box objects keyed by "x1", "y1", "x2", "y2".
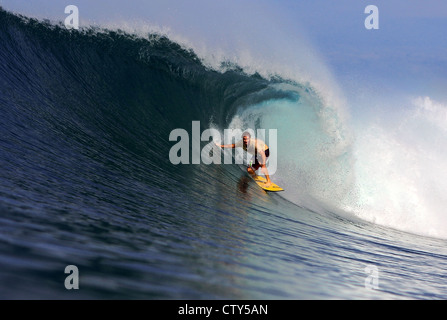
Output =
[{"x1": 341, "y1": 96, "x2": 447, "y2": 239}]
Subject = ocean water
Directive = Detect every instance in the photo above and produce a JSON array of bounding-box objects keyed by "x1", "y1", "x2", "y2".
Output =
[{"x1": 0, "y1": 7, "x2": 446, "y2": 300}]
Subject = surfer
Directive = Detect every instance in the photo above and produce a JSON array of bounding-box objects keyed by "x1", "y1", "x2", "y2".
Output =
[{"x1": 219, "y1": 132, "x2": 273, "y2": 187}]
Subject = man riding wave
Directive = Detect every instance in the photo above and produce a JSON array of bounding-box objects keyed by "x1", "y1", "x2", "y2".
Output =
[{"x1": 219, "y1": 131, "x2": 272, "y2": 188}]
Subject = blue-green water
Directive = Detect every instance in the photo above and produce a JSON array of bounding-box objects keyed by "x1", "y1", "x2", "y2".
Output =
[{"x1": 0, "y1": 8, "x2": 446, "y2": 299}]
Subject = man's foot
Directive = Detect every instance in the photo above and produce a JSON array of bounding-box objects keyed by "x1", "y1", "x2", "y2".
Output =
[{"x1": 264, "y1": 181, "x2": 273, "y2": 188}]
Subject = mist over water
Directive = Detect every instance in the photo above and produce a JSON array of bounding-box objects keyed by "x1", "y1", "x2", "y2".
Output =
[{"x1": 343, "y1": 96, "x2": 447, "y2": 238}]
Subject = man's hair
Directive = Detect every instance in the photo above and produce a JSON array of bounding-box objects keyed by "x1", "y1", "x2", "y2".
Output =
[{"x1": 242, "y1": 131, "x2": 251, "y2": 138}]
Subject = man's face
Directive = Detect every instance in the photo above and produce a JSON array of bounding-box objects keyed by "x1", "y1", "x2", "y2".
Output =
[{"x1": 243, "y1": 135, "x2": 250, "y2": 146}]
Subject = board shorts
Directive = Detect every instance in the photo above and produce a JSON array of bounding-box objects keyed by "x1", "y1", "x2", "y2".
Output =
[{"x1": 250, "y1": 148, "x2": 270, "y2": 170}]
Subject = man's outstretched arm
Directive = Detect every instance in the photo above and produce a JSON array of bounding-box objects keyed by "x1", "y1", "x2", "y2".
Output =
[{"x1": 219, "y1": 143, "x2": 235, "y2": 148}]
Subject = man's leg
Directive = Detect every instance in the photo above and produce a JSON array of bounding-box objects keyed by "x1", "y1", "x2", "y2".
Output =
[
  {"x1": 247, "y1": 155, "x2": 260, "y2": 177},
  {"x1": 259, "y1": 150, "x2": 272, "y2": 187},
  {"x1": 260, "y1": 164, "x2": 272, "y2": 187},
  {"x1": 247, "y1": 166, "x2": 256, "y2": 177}
]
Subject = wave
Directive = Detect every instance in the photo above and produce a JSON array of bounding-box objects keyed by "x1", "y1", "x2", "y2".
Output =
[
  {"x1": 1, "y1": 8, "x2": 446, "y2": 240},
  {"x1": 341, "y1": 96, "x2": 447, "y2": 239}
]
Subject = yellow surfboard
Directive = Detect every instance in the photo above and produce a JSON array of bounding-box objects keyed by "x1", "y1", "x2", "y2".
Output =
[{"x1": 252, "y1": 175, "x2": 284, "y2": 192}]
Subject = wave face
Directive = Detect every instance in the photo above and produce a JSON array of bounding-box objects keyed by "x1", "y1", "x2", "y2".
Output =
[
  {"x1": 0, "y1": 8, "x2": 273, "y2": 194},
  {"x1": 1, "y1": 8, "x2": 447, "y2": 299},
  {"x1": 0, "y1": 8, "x2": 354, "y2": 215}
]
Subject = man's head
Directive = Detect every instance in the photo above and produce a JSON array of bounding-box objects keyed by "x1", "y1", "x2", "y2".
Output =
[{"x1": 242, "y1": 131, "x2": 251, "y2": 146}]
